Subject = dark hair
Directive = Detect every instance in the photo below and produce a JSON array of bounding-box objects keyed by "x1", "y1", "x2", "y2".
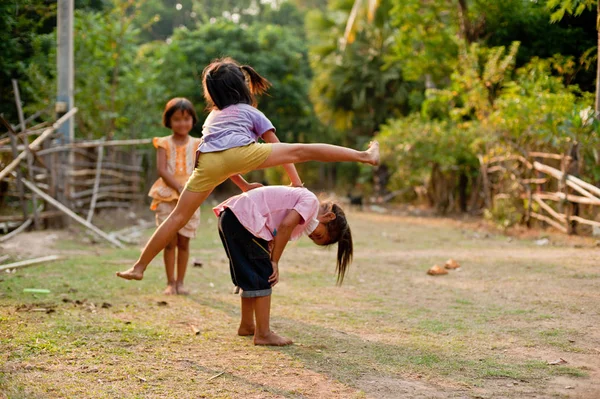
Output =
[
  {"x1": 321, "y1": 202, "x2": 353, "y2": 285},
  {"x1": 202, "y1": 57, "x2": 271, "y2": 110},
  {"x1": 162, "y1": 97, "x2": 198, "y2": 128}
]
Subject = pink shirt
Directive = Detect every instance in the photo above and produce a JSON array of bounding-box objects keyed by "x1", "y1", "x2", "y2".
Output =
[{"x1": 213, "y1": 186, "x2": 320, "y2": 241}]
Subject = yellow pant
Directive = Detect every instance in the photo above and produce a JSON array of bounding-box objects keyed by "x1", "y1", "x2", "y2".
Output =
[{"x1": 184, "y1": 143, "x2": 272, "y2": 193}]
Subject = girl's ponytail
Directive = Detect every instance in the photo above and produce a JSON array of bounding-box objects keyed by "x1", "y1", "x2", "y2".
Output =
[
  {"x1": 323, "y1": 203, "x2": 353, "y2": 285},
  {"x1": 240, "y1": 65, "x2": 271, "y2": 96}
]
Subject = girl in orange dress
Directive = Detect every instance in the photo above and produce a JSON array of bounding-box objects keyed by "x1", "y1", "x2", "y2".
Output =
[{"x1": 148, "y1": 98, "x2": 202, "y2": 295}]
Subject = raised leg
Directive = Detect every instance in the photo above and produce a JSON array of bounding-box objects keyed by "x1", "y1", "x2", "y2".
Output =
[
  {"x1": 257, "y1": 141, "x2": 379, "y2": 170},
  {"x1": 117, "y1": 189, "x2": 211, "y2": 280}
]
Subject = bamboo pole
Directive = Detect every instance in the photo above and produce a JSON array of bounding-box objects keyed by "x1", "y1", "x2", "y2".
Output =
[
  {"x1": 532, "y1": 195, "x2": 565, "y2": 222},
  {"x1": 12, "y1": 80, "x2": 40, "y2": 230},
  {"x1": 86, "y1": 143, "x2": 104, "y2": 223},
  {"x1": 533, "y1": 161, "x2": 600, "y2": 199},
  {"x1": 530, "y1": 212, "x2": 568, "y2": 233},
  {"x1": 524, "y1": 192, "x2": 600, "y2": 206},
  {"x1": 478, "y1": 155, "x2": 492, "y2": 209},
  {"x1": 569, "y1": 215, "x2": 600, "y2": 228},
  {"x1": 2, "y1": 116, "x2": 28, "y2": 221},
  {"x1": 529, "y1": 152, "x2": 569, "y2": 161},
  {"x1": 0, "y1": 255, "x2": 61, "y2": 272},
  {"x1": 0, "y1": 218, "x2": 33, "y2": 243},
  {"x1": 36, "y1": 138, "x2": 152, "y2": 156},
  {"x1": 0, "y1": 108, "x2": 78, "y2": 182},
  {"x1": 0, "y1": 211, "x2": 62, "y2": 223},
  {"x1": 16, "y1": 174, "x2": 124, "y2": 248}
]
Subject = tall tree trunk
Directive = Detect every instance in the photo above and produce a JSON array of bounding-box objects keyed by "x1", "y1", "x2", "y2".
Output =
[{"x1": 457, "y1": 0, "x2": 473, "y2": 44}]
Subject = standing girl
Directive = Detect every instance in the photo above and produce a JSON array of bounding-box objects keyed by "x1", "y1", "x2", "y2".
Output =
[
  {"x1": 149, "y1": 98, "x2": 201, "y2": 295},
  {"x1": 117, "y1": 57, "x2": 377, "y2": 281},
  {"x1": 214, "y1": 186, "x2": 353, "y2": 346}
]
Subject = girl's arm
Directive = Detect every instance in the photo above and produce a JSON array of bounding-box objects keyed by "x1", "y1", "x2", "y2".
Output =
[
  {"x1": 261, "y1": 130, "x2": 303, "y2": 187},
  {"x1": 229, "y1": 174, "x2": 263, "y2": 192},
  {"x1": 157, "y1": 147, "x2": 184, "y2": 193},
  {"x1": 268, "y1": 209, "x2": 302, "y2": 286}
]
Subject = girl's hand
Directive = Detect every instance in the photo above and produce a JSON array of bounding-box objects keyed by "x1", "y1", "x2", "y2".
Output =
[
  {"x1": 289, "y1": 182, "x2": 305, "y2": 188},
  {"x1": 245, "y1": 182, "x2": 263, "y2": 191},
  {"x1": 268, "y1": 261, "x2": 279, "y2": 287}
]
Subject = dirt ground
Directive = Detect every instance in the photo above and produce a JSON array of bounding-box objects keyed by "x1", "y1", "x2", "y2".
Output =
[{"x1": 1, "y1": 207, "x2": 599, "y2": 398}]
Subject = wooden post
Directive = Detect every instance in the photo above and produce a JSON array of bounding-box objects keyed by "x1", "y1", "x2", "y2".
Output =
[
  {"x1": 12, "y1": 80, "x2": 41, "y2": 230},
  {"x1": 478, "y1": 155, "x2": 492, "y2": 209},
  {"x1": 86, "y1": 142, "x2": 104, "y2": 223},
  {"x1": 4, "y1": 117, "x2": 28, "y2": 221},
  {"x1": 558, "y1": 154, "x2": 570, "y2": 233}
]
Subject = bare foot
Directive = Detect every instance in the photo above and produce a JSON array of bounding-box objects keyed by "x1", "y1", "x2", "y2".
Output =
[
  {"x1": 237, "y1": 323, "x2": 255, "y2": 336},
  {"x1": 254, "y1": 331, "x2": 293, "y2": 346},
  {"x1": 176, "y1": 282, "x2": 189, "y2": 295},
  {"x1": 163, "y1": 284, "x2": 177, "y2": 295},
  {"x1": 364, "y1": 141, "x2": 380, "y2": 166},
  {"x1": 116, "y1": 264, "x2": 145, "y2": 281}
]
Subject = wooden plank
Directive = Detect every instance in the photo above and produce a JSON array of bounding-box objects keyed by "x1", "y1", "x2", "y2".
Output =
[
  {"x1": 0, "y1": 255, "x2": 61, "y2": 272},
  {"x1": 0, "y1": 108, "x2": 78, "y2": 182},
  {"x1": 530, "y1": 212, "x2": 568, "y2": 233},
  {"x1": 16, "y1": 174, "x2": 124, "y2": 248},
  {"x1": 0, "y1": 218, "x2": 33, "y2": 243}
]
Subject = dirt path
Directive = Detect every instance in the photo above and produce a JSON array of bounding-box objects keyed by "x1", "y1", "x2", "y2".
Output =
[{"x1": 1, "y1": 210, "x2": 599, "y2": 398}]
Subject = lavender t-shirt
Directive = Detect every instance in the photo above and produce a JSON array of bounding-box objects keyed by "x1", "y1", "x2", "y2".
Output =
[{"x1": 197, "y1": 103, "x2": 275, "y2": 153}]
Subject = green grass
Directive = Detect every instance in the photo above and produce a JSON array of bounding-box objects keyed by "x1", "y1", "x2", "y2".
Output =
[{"x1": 1, "y1": 207, "x2": 598, "y2": 398}]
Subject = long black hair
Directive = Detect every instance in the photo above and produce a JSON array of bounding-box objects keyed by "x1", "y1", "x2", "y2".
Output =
[
  {"x1": 321, "y1": 202, "x2": 353, "y2": 285},
  {"x1": 202, "y1": 57, "x2": 271, "y2": 110}
]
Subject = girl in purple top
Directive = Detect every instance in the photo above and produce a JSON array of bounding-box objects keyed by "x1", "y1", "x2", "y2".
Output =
[
  {"x1": 117, "y1": 57, "x2": 374, "y2": 282},
  {"x1": 214, "y1": 186, "x2": 353, "y2": 346}
]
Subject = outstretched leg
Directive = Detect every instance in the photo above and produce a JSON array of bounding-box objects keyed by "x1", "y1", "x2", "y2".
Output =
[
  {"x1": 117, "y1": 189, "x2": 211, "y2": 281},
  {"x1": 257, "y1": 141, "x2": 379, "y2": 170}
]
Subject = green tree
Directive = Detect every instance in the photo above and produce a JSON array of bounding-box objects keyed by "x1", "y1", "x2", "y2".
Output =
[{"x1": 546, "y1": 0, "x2": 599, "y2": 111}]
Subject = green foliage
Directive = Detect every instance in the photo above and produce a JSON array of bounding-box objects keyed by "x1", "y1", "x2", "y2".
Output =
[
  {"x1": 25, "y1": 1, "x2": 168, "y2": 139},
  {"x1": 546, "y1": 0, "x2": 597, "y2": 22},
  {"x1": 306, "y1": 0, "x2": 414, "y2": 145}
]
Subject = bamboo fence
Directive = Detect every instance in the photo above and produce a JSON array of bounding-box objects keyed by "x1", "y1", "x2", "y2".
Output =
[
  {"x1": 0, "y1": 82, "x2": 153, "y2": 245},
  {"x1": 480, "y1": 147, "x2": 600, "y2": 235}
]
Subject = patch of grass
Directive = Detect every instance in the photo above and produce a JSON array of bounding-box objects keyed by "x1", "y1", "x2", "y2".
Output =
[{"x1": 1, "y1": 210, "x2": 598, "y2": 398}]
